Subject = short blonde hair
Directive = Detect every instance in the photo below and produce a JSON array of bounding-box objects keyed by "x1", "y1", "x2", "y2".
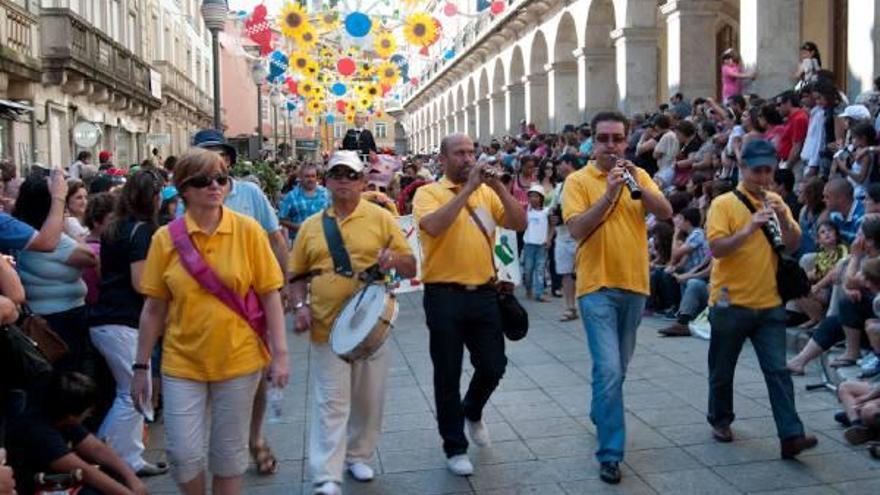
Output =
[{"x1": 173, "y1": 148, "x2": 228, "y2": 191}]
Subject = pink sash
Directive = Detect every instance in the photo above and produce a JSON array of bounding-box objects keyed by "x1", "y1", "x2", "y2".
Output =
[{"x1": 168, "y1": 218, "x2": 268, "y2": 346}]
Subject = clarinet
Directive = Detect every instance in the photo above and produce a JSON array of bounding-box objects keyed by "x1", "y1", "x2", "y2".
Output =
[
  {"x1": 760, "y1": 188, "x2": 786, "y2": 251},
  {"x1": 609, "y1": 155, "x2": 642, "y2": 200}
]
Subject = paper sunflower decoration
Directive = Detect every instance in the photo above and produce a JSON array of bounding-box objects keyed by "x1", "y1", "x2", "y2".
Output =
[
  {"x1": 279, "y1": 2, "x2": 310, "y2": 40},
  {"x1": 364, "y1": 82, "x2": 381, "y2": 99},
  {"x1": 289, "y1": 51, "x2": 314, "y2": 75},
  {"x1": 294, "y1": 24, "x2": 319, "y2": 50},
  {"x1": 308, "y1": 99, "x2": 325, "y2": 113},
  {"x1": 357, "y1": 62, "x2": 375, "y2": 79},
  {"x1": 316, "y1": 11, "x2": 340, "y2": 32},
  {"x1": 357, "y1": 95, "x2": 373, "y2": 110},
  {"x1": 345, "y1": 112, "x2": 356, "y2": 124},
  {"x1": 304, "y1": 115, "x2": 316, "y2": 126},
  {"x1": 403, "y1": 12, "x2": 438, "y2": 48},
  {"x1": 373, "y1": 31, "x2": 397, "y2": 59},
  {"x1": 376, "y1": 61, "x2": 400, "y2": 86},
  {"x1": 299, "y1": 79, "x2": 319, "y2": 98},
  {"x1": 305, "y1": 60, "x2": 320, "y2": 78}
]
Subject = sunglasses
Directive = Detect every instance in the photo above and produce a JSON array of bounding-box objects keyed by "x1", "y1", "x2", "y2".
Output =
[
  {"x1": 326, "y1": 168, "x2": 363, "y2": 181},
  {"x1": 594, "y1": 134, "x2": 627, "y2": 144},
  {"x1": 184, "y1": 173, "x2": 230, "y2": 189}
]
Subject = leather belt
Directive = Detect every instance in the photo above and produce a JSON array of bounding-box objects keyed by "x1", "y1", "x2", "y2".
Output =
[{"x1": 425, "y1": 282, "x2": 495, "y2": 292}]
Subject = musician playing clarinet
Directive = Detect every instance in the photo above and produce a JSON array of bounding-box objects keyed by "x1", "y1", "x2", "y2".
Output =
[
  {"x1": 704, "y1": 139, "x2": 817, "y2": 461},
  {"x1": 561, "y1": 111, "x2": 671, "y2": 485},
  {"x1": 413, "y1": 133, "x2": 526, "y2": 477},
  {"x1": 288, "y1": 151, "x2": 415, "y2": 495}
]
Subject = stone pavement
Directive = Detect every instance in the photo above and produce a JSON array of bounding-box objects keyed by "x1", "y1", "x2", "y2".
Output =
[{"x1": 145, "y1": 292, "x2": 880, "y2": 494}]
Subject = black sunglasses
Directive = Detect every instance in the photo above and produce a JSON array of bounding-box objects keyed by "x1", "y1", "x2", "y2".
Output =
[
  {"x1": 184, "y1": 173, "x2": 230, "y2": 189},
  {"x1": 326, "y1": 168, "x2": 363, "y2": 181}
]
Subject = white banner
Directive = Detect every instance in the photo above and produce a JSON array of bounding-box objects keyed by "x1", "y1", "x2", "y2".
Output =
[{"x1": 391, "y1": 215, "x2": 424, "y2": 294}]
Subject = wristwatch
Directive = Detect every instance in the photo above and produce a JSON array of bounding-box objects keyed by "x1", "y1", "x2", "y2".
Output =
[
  {"x1": 132, "y1": 363, "x2": 149, "y2": 371},
  {"x1": 293, "y1": 301, "x2": 309, "y2": 310}
]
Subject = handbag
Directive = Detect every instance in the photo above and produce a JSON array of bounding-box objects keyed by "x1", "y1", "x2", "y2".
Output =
[
  {"x1": 464, "y1": 205, "x2": 529, "y2": 341},
  {"x1": 168, "y1": 218, "x2": 268, "y2": 345},
  {"x1": 18, "y1": 305, "x2": 69, "y2": 363},
  {"x1": 732, "y1": 190, "x2": 810, "y2": 302},
  {"x1": 1, "y1": 323, "x2": 54, "y2": 388}
]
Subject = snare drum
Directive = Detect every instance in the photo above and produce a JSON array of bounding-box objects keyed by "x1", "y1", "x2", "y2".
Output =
[{"x1": 330, "y1": 284, "x2": 398, "y2": 362}]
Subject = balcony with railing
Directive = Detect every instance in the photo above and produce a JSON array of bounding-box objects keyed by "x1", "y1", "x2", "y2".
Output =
[
  {"x1": 40, "y1": 7, "x2": 162, "y2": 109},
  {"x1": 0, "y1": 0, "x2": 40, "y2": 81},
  {"x1": 153, "y1": 60, "x2": 213, "y2": 119}
]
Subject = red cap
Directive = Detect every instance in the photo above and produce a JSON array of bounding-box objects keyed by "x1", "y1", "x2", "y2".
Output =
[{"x1": 99, "y1": 151, "x2": 112, "y2": 163}]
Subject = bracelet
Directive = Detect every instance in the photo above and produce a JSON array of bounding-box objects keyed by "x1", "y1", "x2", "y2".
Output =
[
  {"x1": 132, "y1": 363, "x2": 149, "y2": 371},
  {"x1": 51, "y1": 197, "x2": 66, "y2": 203}
]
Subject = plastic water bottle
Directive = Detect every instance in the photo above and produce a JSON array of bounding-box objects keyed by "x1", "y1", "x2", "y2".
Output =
[
  {"x1": 267, "y1": 385, "x2": 284, "y2": 424},
  {"x1": 717, "y1": 287, "x2": 730, "y2": 309}
]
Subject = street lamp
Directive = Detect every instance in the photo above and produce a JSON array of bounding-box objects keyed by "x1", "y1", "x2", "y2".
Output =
[
  {"x1": 270, "y1": 89, "x2": 285, "y2": 159},
  {"x1": 250, "y1": 60, "x2": 269, "y2": 158},
  {"x1": 201, "y1": 0, "x2": 227, "y2": 130}
]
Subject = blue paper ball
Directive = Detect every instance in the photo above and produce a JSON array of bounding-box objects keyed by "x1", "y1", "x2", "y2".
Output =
[
  {"x1": 444, "y1": 48, "x2": 455, "y2": 60},
  {"x1": 326, "y1": 114, "x2": 336, "y2": 124},
  {"x1": 331, "y1": 82, "x2": 347, "y2": 96},
  {"x1": 345, "y1": 12, "x2": 372, "y2": 38}
]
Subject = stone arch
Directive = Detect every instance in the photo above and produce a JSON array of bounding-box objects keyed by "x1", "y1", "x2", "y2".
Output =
[
  {"x1": 527, "y1": 31, "x2": 550, "y2": 133},
  {"x1": 584, "y1": 0, "x2": 618, "y2": 116},
  {"x1": 477, "y1": 68, "x2": 490, "y2": 143},
  {"x1": 507, "y1": 45, "x2": 526, "y2": 135},
  {"x1": 551, "y1": 12, "x2": 580, "y2": 130},
  {"x1": 491, "y1": 58, "x2": 506, "y2": 138}
]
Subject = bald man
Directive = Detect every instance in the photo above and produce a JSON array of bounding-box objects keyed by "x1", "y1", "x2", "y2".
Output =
[
  {"x1": 823, "y1": 178, "x2": 865, "y2": 244},
  {"x1": 342, "y1": 113, "x2": 377, "y2": 157}
]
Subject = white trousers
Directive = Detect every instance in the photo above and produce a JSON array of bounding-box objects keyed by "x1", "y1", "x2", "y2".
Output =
[
  {"x1": 309, "y1": 341, "x2": 390, "y2": 485},
  {"x1": 89, "y1": 324, "x2": 148, "y2": 471}
]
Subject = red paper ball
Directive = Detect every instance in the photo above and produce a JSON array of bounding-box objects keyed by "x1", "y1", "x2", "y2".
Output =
[
  {"x1": 337, "y1": 58, "x2": 356, "y2": 76},
  {"x1": 490, "y1": 1, "x2": 505, "y2": 15},
  {"x1": 335, "y1": 100, "x2": 347, "y2": 113},
  {"x1": 443, "y1": 2, "x2": 457, "y2": 16}
]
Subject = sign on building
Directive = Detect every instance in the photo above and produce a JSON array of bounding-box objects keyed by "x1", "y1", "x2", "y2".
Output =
[{"x1": 147, "y1": 133, "x2": 171, "y2": 146}]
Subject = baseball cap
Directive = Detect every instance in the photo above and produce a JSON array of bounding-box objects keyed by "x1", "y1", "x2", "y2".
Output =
[
  {"x1": 191, "y1": 129, "x2": 237, "y2": 164},
  {"x1": 327, "y1": 150, "x2": 365, "y2": 173},
  {"x1": 98, "y1": 150, "x2": 113, "y2": 163},
  {"x1": 161, "y1": 185, "x2": 179, "y2": 202},
  {"x1": 740, "y1": 139, "x2": 779, "y2": 168},
  {"x1": 527, "y1": 184, "x2": 546, "y2": 197},
  {"x1": 839, "y1": 104, "x2": 871, "y2": 121}
]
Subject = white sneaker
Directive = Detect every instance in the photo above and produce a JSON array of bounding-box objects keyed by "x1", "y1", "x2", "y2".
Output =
[
  {"x1": 860, "y1": 353, "x2": 879, "y2": 370},
  {"x1": 466, "y1": 418, "x2": 491, "y2": 447},
  {"x1": 313, "y1": 481, "x2": 342, "y2": 495},
  {"x1": 347, "y1": 462, "x2": 374, "y2": 482},
  {"x1": 446, "y1": 454, "x2": 474, "y2": 476}
]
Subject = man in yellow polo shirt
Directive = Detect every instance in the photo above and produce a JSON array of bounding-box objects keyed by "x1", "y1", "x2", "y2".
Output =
[
  {"x1": 705, "y1": 138, "x2": 818, "y2": 458},
  {"x1": 561, "y1": 111, "x2": 672, "y2": 485},
  {"x1": 288, "y1": 151, "x2": 416, "y2": 495},
  {"x1": 413, "y1": 133, "x2": 526, "y2": 477}
]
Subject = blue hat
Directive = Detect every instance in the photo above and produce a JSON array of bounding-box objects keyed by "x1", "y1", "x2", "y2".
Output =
[
  {"x1": 161, "y1": 185, "x2": 179, "y2": 202},
  {"x1": 741, "y1": 139, "x2": 778, "y2": 168},
  {"x1": 191, "y1": 129, "x2": 237, "y2": 164}
]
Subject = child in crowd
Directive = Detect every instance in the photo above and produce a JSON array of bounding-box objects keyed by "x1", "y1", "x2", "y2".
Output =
[
  {"x1": 522, "y1": 185, "x2": 551, "y2": 302},
  {"x1": 796, "y1": 221, "x2": 849, "y2": 328},
  {"x1": 82, "y1": 192, "x2": 116, "y2": 306}
]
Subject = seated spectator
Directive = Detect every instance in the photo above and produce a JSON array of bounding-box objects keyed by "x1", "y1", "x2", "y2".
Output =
[
  {"x1": 657, "y1": 207, "x2": 711, "y2": 337},
  {"x1": 832, "y1": 121, "x2": 878, "y2": 200},
  {"x1": 864, "y1": 182, "x2": 880, "y2": 215},
  {"x1": 672, "y1": 120, "x2": 702, "y2": 189},
  {"x1": 793, "y1": 221, "x2": 848, "y2": 329},
  {"x1": 835, "y1": 380, "x2": 879, "y2": 445},
  {"x1": 772, "y1": 168, "x2": 800, "y2": 219},
  {"x1": 797, "y1": 176, "x2": 826, "y2": 256},
  {"x1": 823, "y1": 178, "x2": 864, "y2": 244},
  {"x1": 5, "y1": 372, "x2": 147, "y2": 495}
]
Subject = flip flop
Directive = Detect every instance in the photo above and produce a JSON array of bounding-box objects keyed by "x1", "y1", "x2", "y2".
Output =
[
  {"x1": 829, "y1": 357, "x2": 858, "y2": 368},
  {"x1": 559, "y1": 308, "x2": 578, "y2": 322},
  {"x1": 250, "y1": 440, "x2": 278, "y2": 476}
]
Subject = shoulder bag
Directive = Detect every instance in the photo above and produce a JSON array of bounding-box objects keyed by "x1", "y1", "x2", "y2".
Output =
[
  {"x1": 18, "y1": 304, "x2": 68, "y2": 364},
  {"x1": 168, "y1": 218, "x2": 268, "y2": 345},
  {"x1": 464, "y1": 204, "x2": 528, "y2": 341},
  {"x1": 732, "y1": 190, "x2": 810, "y2": 302}
]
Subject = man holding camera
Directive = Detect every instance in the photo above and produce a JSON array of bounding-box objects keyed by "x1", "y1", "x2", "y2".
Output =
[{"x1": 562, "y1": 112, "x2": 672, "y2": 484}]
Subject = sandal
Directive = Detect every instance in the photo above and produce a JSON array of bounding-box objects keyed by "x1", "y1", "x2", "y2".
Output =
[
  {"x1": 829, "y1": 357, "x2": 858, "y2": 368},
  {"x1": 559, "y1": 308, "x2": 578, "y2": 322},
  {"x1": 250, "y1": 440, "x2": 279, "y2": 475}
]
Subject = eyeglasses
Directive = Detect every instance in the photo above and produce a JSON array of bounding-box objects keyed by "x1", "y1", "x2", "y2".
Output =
[
  {"x1": 183, "y1": 173, "x2": 229, "y2": 189},
  {"x1": 326, "y1": 168, "x2": 363, "y2": 181},
  {"x1": 594, "y1": 134, "x2": 627, "y2": 144}
]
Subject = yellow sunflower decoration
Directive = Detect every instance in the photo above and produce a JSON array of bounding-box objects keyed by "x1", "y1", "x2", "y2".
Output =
[
  {"x1": 307, "y1": 99, "x2": 324, "y2": 113},
  {"x1": 357, "y1": 62, "x2": 375, "y2": 79},
  {"x1": 403, "y1": 12, "x2": 437, "y2": 47},
  {"x1": 294, "y1": 24, "x2": 319, "y2": 50},
  {"x1": 279, "y1": 2, "x2": 311, "y2": 40},
  {"x1": 305, "y1": 60, "x2": 320, "y2": 78},
  {"x1": 289, "y1": 51, "x2": 314, "y2": 75},
  {"x1": 373, "y1": 31, "x2": 397, "y2": 59},
  {"x1": 304, "y1": 115, "x2": 316, "y2": 126},
  {"x1": 316, "y1": 11, "x2": 340, "y2": 32},
  {"x1": 363, "y1": 82, "x2": 381, "y2": 99},
  {"x1": 299, "y1": 79, "x2": 319, "y2": 98},
  {"x1": 376, "y1": 61, "x2": 400, "y2": 86},
  {"x1": 356, "y1": 96, "x2": 373, "y2": 110},
  {"x1": 345, "y1": 112, "x2": 356, "y2": 124}
]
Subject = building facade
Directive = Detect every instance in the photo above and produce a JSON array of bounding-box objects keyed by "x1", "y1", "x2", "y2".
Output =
[{"x1": 401, "y1": 0, "x2": 870, "y2": 153}]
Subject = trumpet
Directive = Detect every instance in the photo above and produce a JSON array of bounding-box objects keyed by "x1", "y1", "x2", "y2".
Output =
[
  {"x1": 609, "y1": 155, "x2": 642, "y2": 200},
  {"x1": 480, "y1": 165, "x2": 511, "y2": 182}
]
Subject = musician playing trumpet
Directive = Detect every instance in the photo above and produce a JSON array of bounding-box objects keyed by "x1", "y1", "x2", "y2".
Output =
[
  {"x1": 288, "y1": 151, "x2": 415, "y2": 495},
  {"x1": 561, "y1": 111, "x2": 671, "y2": 485}
]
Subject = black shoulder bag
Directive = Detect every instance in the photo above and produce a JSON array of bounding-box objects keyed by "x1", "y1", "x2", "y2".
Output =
[
  {"x1": 464, "y1": 205, "x2": 528, "y2": 341},
  {"x1": 732, "y1": 190, "x2": 810, "y2": 302}
]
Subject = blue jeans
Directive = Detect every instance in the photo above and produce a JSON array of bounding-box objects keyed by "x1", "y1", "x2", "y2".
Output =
[
  {"x1": 578, "y1": 288, "x2": 646, "y2": 462},
  {"x1": 677, "y1": 278, "x2": 709, "y2": 324},
  {"x1": 522, "y1": 243, "x2": 547, "y2": 298},
  {"x1": 707, "y1": 305, "x2": 805, "y2": 440}
]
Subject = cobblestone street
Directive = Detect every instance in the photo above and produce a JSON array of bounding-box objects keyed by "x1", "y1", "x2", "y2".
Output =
[{"x1": 145, "y1": 292, "x2": 880, "y2": 494}]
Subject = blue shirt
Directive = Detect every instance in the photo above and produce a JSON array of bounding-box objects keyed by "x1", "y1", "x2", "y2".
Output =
[
  {"x1": 830, "y1": 200, "x2": 865, "y2": 245},
  {"x1": 278, "y1": 185, "x2": 329, "y2": 239},
  {"x1": 683, "y1": 228, "x2": 709, "y2": 272},
  {"x1": 579, "y1": 137, "x2": 593, "y2": 157},
  {"x1": 0, "y1": 213, "x2": 36, "y2": 251},
  {"x1": 16, "y1": 234, "x2": 87, "y2": 315},
  {"x1": 224, "y1": 179, "x2": 281, "y2": 234}
]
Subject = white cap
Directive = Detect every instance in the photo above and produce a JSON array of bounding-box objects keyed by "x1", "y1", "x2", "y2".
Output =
[
  {"x1": 839, "y1": 104, "x2": 871, "y2": 121},
  {"x1": 327, "y1": 150, "x2": 365, "y2": 173},
  {"x1": 527, "y1": 184, "x2": 545, "y2": 197}
]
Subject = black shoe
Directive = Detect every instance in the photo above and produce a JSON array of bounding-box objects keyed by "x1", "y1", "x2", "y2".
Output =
[
  {"x1": 834, "y1": 411, "x2": 852, "y2": 427},
  {"x1": 599, "y1": 462, "x2": 621, "y2": 484}
]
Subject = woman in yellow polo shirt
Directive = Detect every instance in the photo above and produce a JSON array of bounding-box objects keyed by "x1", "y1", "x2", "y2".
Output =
[{"x1": 130, "y1": 149, "x2": 288, "y2": 495}]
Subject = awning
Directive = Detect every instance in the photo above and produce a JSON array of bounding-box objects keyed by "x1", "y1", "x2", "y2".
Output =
[{"x1": 0, "y1": 99, "x2": 33, "y2": 113}]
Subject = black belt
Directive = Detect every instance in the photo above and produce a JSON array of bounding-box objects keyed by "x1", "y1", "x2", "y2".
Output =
[{"x1": 424, "y1": 282, "x2": 495, "y2": 292}]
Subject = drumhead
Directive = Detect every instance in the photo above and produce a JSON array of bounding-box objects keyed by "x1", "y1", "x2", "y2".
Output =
[{"x1": 331, "y1": 284, "x2": 388, "y2": 355}]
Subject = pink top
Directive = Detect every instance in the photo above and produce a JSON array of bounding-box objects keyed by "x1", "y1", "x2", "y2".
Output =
[{"x1": 721, "y1": 63, "x2": 744, "y2": 101}]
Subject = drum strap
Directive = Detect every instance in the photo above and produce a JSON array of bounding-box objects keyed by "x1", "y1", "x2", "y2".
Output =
[{"x1": 322, "y1": 209, "x2": 355, "y2": 277}]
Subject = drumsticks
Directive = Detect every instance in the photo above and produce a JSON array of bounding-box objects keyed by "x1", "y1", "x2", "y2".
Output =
[{"x1": 354, "y1": 237, "x2": 395, "y2": 311}]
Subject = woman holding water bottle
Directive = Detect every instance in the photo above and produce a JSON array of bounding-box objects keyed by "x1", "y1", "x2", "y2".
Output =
[{"x1": 131, "y1": 149, "x2": 289, "y2": 495}]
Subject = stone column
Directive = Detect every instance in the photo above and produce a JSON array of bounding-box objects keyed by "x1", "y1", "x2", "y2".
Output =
[
  {"x1": 846, "y1": 0, "x2": 880, "y2": 96},
  {"x1": 574, "y1": 47, "x2": 618, "y2": 118},
  {"x1": 504, "y1": 82, "x2": 526, "y2": 135},
  {"x1": 466, "y1": 103, "x2": 477, "y2": 139},
  {"x1": 477, "y1": 96, "x2": 491, "y2": 142},
  {"x1": 739, "y1": 0, "x2": 800, "y2": 98},
  {"x1": 661, "y1": 0, "x2": 721, "y2": 99},
  {"x1": 611, "y1": 27, "x2": 661, "y2": 115},
  {"x1": 546, "y1": 61, "x2": 580, "y2": 131},
  {"x1": 523, "y1": 74, "x2": 549, "y2": 133},
  {"x1": 489, "y1": 90, "x2": 504, "y2": 138},
  {"x1": 455, "y1": 109, "x2": 465, "y2": 134}
]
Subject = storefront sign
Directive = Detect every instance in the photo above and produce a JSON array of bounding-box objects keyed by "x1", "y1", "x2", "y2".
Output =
[{"x1": 73, "y1": 121, "x2": 101, "y2": 148}]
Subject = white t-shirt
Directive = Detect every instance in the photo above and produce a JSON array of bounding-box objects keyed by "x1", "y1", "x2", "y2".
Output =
[
  {"x1": 655, "y1": 131, "x2": 680, "y2": 173},
  {"x1": 524, "y1": 207, "x2": 550, "y2": 245},
  {"x1": 64, "y1": 216, "x2": 89, "y2": 240}
]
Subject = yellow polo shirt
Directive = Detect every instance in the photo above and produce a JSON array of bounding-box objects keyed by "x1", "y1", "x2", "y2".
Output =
[
  {"x1": 706, "y1": 184, "x2": 800, "y2": 309},
  {"x1": 412, "y1": 178, "x2": 505, "y2": 285},
  {"x1": 288, "y1": 200, "x2": 411, "y2": 344},
  {"x1": 561, "y1": 162, "x2": 661, "y2": 297},
  {"x1": 140, "y1": 207, "x2": 283, "y2": 382}
]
